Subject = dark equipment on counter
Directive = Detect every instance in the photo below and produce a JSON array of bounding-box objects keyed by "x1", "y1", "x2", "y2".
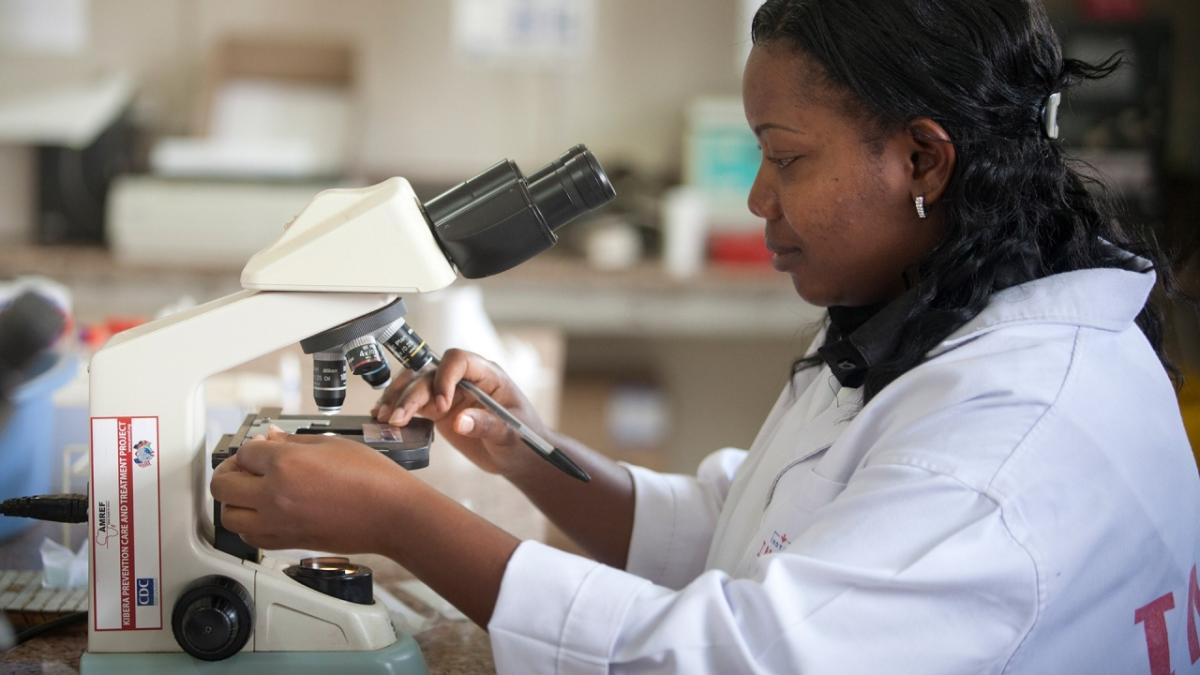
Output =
[{"x1": 0, "y1": 291, "x2": 66, "y2": 427}]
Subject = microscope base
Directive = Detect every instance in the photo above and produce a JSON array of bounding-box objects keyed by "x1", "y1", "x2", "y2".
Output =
[{"x1": 79, "y1": 631, "x2": 429, "y2": 675}]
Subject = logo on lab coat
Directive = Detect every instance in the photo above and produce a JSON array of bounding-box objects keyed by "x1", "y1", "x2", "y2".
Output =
[{"x1": 757, "y1": 530, "x2": 791, "y2": 558}]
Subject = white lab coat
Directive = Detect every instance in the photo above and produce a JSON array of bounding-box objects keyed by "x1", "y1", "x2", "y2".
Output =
[{"x1": 488, "y1": 266, "x2": 1200, "y2": 675}]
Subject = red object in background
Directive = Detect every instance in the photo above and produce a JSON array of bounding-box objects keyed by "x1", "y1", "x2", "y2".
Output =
[
  {"x1": 105, "y1": 317, "x2": 145, "y2": 335},
  {"x1": 1077, "y1": 0, "x2": 1146, "y2": 21},
  {"x1": 708, "y1": 231, "x2": 773, "y2": 265},
  {"x1": 78, "y1": 316, "x2": 148, "y2": 350}
]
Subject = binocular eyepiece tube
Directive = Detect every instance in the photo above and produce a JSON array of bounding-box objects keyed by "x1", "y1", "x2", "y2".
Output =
[{"x1": 424, "y1": 144, "x2": 616, "y2": 279}]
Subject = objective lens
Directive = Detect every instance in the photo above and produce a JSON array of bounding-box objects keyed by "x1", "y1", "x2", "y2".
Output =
[
  {"x1": 312, "y1": 352, "x2": 348, "y2": 413},
  {"x1": 342, "y1": 336, "x2": 392, "y2": 389},
  {"x1": 380, "y1": 320, "x2": 435, "y2": 372}
]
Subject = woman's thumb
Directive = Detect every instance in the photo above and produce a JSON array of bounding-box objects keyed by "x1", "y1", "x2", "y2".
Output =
[{"x1": 454, "y1": 409, "x2": 503, "y2": 440}]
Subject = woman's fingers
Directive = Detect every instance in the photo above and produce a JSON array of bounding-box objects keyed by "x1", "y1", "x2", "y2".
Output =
[
  {"x1": 433, "y1": 349, "x2": 506, "y2": 410},
  {"x1": 219, "y1": 504, "x2": 288, "y2": 549},
  {"x1": 219, "y1": 503, "x2": 260, "y2": 534},
  {"x1": 380, "y1": 371, "x2": 437, "y2": 422},
  {"x1": 387, "y1": 375, "x2": 436, "y2": 425},
  {"x1": 374, "y1": 369, "x2": 420, "y2": 421},
  {"x1": 211, "y1": 469, "x2": 264, "y2": 509},
  {"x1": 453, "y1": 409, "x2": 517, "y2": 445},
  {"x1": 377, "y1": 349, "x2": 519, "y2": 428},
  {"x1": 213, "y1": 454, "x2": 241, "y2": 476}
]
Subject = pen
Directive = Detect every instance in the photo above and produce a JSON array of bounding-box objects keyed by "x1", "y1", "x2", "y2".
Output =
[{"x1": 430, "y1": 356, "x2": 591, "y2": 483}]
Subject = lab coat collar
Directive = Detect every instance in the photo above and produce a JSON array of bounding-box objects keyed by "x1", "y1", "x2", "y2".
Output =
[
  {"x1": 932, "y1": 265, "x2": 1156, "y2": 356},
  {"x1": 814, "y1": 261, "x2": 1155, "y2": 386},
  {"x1": 818, "y1": 290, "x2": 918, "y2": 388}
]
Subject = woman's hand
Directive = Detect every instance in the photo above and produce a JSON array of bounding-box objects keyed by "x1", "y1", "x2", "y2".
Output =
[
  {"x1": 210, "y1": 427, "x2": 409, "y2": 553},
  {"x1": 372, "y1": 349, "x2": 547, "y2": 478},
  {"x1": 211, "y1": 425, "x2": 521, "y2": 627}
]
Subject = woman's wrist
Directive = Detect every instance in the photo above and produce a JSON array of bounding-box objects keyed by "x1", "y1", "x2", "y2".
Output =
[
  {"x1": 374, "y1": 467, "x2": 430, "y2": 561},
  {"x1": 498, "y1": 432, "x2": 565, "y2": 488},
  {"x1": 373, "y1": 464, "x2": 520, "y2": 627}
]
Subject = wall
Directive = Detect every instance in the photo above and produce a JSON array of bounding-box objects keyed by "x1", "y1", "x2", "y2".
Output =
[
  {"x1": 0, "y1": 0, "x2": 1193, "y2": 177},
  {"x1": 0, "y1": 0, "x2": 746, "y2": 180}
]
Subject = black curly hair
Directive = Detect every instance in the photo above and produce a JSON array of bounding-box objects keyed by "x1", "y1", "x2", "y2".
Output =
[{"x1": 752, "y1": 0, "x2": 1184, "y2": 402}]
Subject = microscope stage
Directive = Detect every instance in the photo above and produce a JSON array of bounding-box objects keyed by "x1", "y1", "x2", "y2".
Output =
[{"x1": 213, "y1": 412, "x2": 433, "y2": 471}]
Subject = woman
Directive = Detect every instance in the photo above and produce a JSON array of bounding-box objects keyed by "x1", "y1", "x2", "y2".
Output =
[{"x1": 212, "y1": 0, "x2": 1199, "y2": 672}]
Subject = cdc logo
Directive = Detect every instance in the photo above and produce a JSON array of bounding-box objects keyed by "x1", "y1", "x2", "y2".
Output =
[{"x1": 136, "y1": 578, "x2": 156, "y2": 607}]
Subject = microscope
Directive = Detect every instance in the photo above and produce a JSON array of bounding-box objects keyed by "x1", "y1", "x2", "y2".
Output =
[{"x1": 81, "y1": 146, "x2": 614, "y2": 672}]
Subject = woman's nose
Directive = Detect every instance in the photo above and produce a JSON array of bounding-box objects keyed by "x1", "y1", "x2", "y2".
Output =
[{"x1": 747, "y1": 169, "x2": 780, "y2": 220}]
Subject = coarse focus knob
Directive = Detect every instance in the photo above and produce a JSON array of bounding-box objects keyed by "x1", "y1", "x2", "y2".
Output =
[{"x1": 171, "y1": 575, "x2": 253, "y2": 661}]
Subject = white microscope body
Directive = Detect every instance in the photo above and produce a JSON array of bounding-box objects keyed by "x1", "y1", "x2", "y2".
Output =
[
  {"x1": 81, "y1": 145, "x2": 612, "y2": 672},
  {"x1": 83, "y1": 177, "x2": 453, "y2": 672}
]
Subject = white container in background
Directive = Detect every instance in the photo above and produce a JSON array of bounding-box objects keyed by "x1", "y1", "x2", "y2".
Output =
[
  {"x1": 661, "y1": 186, "x2": 708, "y2": 279},
  {"x1": 585, "y1": 216, "x2": 642, "y2": 271}
]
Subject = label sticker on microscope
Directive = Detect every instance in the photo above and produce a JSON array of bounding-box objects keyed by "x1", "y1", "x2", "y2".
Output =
[{"x1": 90, "y1": 416, "x2": 162, "y2": 631}]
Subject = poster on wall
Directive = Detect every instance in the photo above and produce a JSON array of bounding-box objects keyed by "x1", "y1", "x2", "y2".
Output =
[
  {"x1": 452, "y1": 0, "x2": 595, "y2": 68},
  {"x1": 0, "y1": 0, "x2": 89, "y2": 54}
]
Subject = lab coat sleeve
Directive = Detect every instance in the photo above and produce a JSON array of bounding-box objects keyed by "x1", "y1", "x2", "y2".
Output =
[
  {"x1": 488, "y1": 461, "x2": 1036, "y2": 675},
  {"x1": 621, "y1": 448, "x2": 745, "y2": 588}
]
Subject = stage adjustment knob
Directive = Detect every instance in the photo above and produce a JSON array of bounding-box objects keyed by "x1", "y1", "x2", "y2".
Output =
[{"x1": 171, "y1": 575, "x2": 253, "y2": 661}]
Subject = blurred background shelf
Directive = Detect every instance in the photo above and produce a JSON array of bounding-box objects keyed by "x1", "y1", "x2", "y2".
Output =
[{"x1": 0, "y1": 244, "x2": 818, "y2": 338}]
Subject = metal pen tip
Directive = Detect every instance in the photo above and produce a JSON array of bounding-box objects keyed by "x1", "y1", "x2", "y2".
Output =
[
  {"x1": 547, "y1": 448, "x2": 591, "y2": 483},
  {"x1": 521, "y1": 438, "x2": 590, "y2": 481}
]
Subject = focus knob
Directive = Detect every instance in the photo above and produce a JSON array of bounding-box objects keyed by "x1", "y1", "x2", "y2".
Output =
[{"x1": 171, "y1": 575, "x2": 253, "y2": 661}]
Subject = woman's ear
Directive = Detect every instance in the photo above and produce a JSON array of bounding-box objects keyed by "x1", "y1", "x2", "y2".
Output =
[{"x1": 906, "y1": 117, "x2": 955, "y2": 205}]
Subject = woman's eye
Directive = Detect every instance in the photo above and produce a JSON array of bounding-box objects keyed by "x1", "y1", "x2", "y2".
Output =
[{"x1": 768, "y1": 156, "x2": 799, "y2": 169}]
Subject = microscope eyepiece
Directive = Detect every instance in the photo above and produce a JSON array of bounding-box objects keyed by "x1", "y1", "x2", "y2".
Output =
[
  {"x1": 526, "y1": 144, "x2": 615, "y2": 221},
  {"x1": 423, "y1": 145, "x2": 616, "y2": 279}
]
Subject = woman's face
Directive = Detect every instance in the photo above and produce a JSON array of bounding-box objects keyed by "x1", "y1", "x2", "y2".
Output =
[{"x1": 744, "y1": 44, "x2": 943, "y2": 307}]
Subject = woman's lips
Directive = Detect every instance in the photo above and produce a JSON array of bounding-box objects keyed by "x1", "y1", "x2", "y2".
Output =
[{"x1": 769, "y1": 246, "x2": 802, "y2": 271}]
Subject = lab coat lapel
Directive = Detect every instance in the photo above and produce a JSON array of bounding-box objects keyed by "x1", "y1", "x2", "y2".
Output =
[
  {"x1": 759, "y1": 382, "x2": 861, "y2": 510},
  {"x1": 706, "y1": 366, "x2": 861, "y2": 573},
  {"x1": 721, "y1": 382, "x2": 861, "y2": 576},
  {"x1": 789, "y1": 380, "x2": 861, "y2": 464}
]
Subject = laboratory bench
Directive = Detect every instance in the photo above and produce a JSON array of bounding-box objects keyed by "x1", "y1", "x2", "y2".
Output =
[{"x1": 0, "y1": 523, "x2": 497, "y2": 675}]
